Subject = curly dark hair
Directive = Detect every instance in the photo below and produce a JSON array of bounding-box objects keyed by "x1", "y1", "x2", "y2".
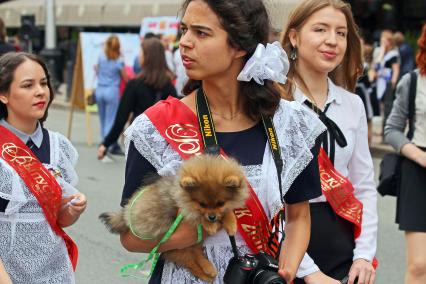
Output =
[
  {"x1": 0, "y1": 52, "x2": 54, "y2": 123},
  {"x1": 180, "y1": 0, "x2": 281, "y2": 119}
]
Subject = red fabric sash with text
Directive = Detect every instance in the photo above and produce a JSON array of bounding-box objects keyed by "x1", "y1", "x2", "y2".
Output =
[
  {"x1": 318, "y1": 148, "x2": 378, "y2": 268},
  {"x1": 0, "y1": 125, "x2": 78, "y2": 270},
  {"x1": 145, "y1": 97, "x2": 279, "y2": 256}
]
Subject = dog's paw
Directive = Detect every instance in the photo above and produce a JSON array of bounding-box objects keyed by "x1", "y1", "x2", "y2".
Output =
[
  {"x1": 222, "y1": 211, "x2": 238, "y2": 236},
  {"x1": 223, "y1": 219, "x2": 237, "y2": 236},
  {"x1": 202, "y1": 262, "x2": 218, "y2": 278}
]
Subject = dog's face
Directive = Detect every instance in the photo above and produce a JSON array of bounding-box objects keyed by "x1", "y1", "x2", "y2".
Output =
[{"x1": 177, "y1": 155, "x2": 249, "y2": 223}]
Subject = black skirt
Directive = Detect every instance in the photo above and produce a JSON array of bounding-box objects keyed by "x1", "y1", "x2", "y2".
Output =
[
  {"x1": 294, "y1": 202, "x2": 355, "y2": 283},
  {"x1": 396, "y1": 152, "x2": 426, "y2": 232}
]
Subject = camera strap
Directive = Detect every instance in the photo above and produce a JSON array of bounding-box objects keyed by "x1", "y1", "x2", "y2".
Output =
[{"x1": 195, "y1": 88, "x2": 285, "y2": 257}]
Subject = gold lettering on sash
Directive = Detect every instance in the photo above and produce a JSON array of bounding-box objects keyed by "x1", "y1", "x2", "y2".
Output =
[
  {"x1": 234, "y1": 208, "x2": 253, "y2": 219},
  {"x1": 165, "y1": 124, "x2": 201, "y2": 154},
  {"x1": 268, "y1": 128, "x2": 278, "y2": 150},
  {"x1": 1, "y1": 143, "x2": 35, "y2": 165},
  {"x1": 30, "y1": 172, "x2": 48, "y2": 185},
  {"x1": 320, "y1": 171, "x2": 341, "y2": 189}
]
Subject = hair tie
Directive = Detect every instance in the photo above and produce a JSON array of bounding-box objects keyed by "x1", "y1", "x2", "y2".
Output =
[{"x1": 237, "y1": 41, "x2": 290, "y2": 85}]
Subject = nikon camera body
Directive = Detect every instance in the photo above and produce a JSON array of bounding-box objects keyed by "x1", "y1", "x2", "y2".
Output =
[{"x1": 223, "y1": 252, "x2": 286, "y2": 284}]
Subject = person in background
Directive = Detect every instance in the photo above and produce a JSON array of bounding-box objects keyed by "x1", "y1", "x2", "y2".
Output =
[
  {"x1": 95, "y1": 35, "x2": 128, "y2": 158},
  {"x1": 375, "y1": 30, "x2": 400, "y2": 135},
  {"x1": 0, "y1": 18, "x2": 15, "y2": 56},
  {"x1": 172, "y1": 29, "x2": 188, "y2": 97},
  {"x1": 133, "y1": 32, "x2": 159, "y2": 75},
  {"x1": 280, "y1": 0, "x2": 378, "y2": 283},
  {"x1": 160, "y1": 34, "x2": 176, "y2": 74},
  {"x1": 97, "y1": 37, "x2": 177, "y2": 160},
  {"x1": 394, "y1": 31, "x2": 416, "y2": 79},
  {"x1": 356, "y1": 40, "x2": 374, "y2": 145},
  {"x1": 0, "y1": 52, "x2": 87, "y2": 284},
  {"x1": 384, "y1": 23, "x2": 426, "y2": 284}
]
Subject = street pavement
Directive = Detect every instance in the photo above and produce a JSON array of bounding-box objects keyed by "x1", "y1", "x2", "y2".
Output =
[{"x1": 45, "y1": 101, "x2": 405, "y2": 284}]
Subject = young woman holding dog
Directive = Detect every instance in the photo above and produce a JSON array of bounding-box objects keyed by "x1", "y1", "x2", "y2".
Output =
[
  {"x1": 280, "y1": 1, "x2": 378, "y2": 284},
  {"x1": 0, "y1": 52, "x2": 87, "y2": 283},
  {"x1": 118, "y1": 0, "x2": 326, "y2": 283},
  {"x1": 385, "y1": 23, "x2": 426, "y2": 284}
]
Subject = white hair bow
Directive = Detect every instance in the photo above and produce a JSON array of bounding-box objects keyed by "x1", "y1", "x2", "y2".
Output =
[{"x1": 237, "y1": 41, "x2": 290, "y2": 85}]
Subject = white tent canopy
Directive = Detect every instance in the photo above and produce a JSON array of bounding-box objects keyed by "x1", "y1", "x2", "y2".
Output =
[{"x1": 0, "y1": 0, "x2": 299, "y2": 29}]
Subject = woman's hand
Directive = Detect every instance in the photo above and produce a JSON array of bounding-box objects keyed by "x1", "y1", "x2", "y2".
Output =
[
  {"x1": 304, "y1": 271, "x2": 341, "y2": 284},
  {"x1": 58, "y1": 192, "x2": 87, "y2": 227},
  {"x1": 416, "y1": 151, "x2": 426, "y2": 168},
  {"x1": 97, "y1": 144, "x2": 107, "y2": 160},
  {"x1": 348, "y1": 259, "x2": 375, "y2": 284},
  {"x1": 66, "y1": 192, "x2": 87, "y2": 216}
]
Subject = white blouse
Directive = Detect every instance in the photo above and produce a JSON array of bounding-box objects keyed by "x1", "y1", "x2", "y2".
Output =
[
  {"x1": 294, "y1": 79, "x2": 378, "y2": 278},
  {"x1": 0, "y1": 128, "x2": 78, "y2": 284}
]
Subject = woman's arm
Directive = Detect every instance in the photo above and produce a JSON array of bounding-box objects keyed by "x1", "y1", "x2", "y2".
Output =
[
  {"x1": 120, "y1": 220, "x2": 204, "y2": 253},
  {"x1": 347, "y1": 99, "x2": 377, "y2": 284},
  {"x1": 278, "y1": 201, "x2": 310, "y2": 282},
  {"x1": 391, "y1": 62, "x2": 400, "y2": 89},
  {"x1": 384, "y1": 74, "x2": 413, "y2": 152},
  {"x1": 0, "y1": 258, "x2": 12, "y2": 284},
  {"x1": 400, "y1": 143, "x2": 426, "y2": 168}
]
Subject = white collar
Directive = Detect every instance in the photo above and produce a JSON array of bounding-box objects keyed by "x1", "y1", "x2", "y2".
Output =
[
  {"x1": 0, "y1": 119, "x2": 44, "y2": 148},
  {"x1": 293, "y1": 78, "x2": 342, "y2": 109}
]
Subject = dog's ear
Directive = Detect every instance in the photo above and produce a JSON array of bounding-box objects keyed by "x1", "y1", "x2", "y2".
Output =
[
  {"x1": 224, "y1": 175, "x2": 242, "y2": 190},
  {"x1": 180, "y1": 176, "x2": 198, "y2": 191}
]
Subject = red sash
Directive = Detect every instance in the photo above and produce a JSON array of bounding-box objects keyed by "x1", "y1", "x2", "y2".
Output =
[
  {"x1": 145, "y1": 97, "x2": 278, "y2": 256},
  {"x1": 0, "y1": 125, "x2": 78, "y2": 270},
  {"x1": 318, "y1": 148, "x2": 378, "y2": 268}
]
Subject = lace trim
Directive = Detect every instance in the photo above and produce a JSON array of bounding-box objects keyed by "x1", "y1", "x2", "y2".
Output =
[{"x1": 161, "y1": 243, "x2": 251, "y2": 284}]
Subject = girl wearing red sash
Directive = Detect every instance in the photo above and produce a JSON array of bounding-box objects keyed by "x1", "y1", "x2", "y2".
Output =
[
  {"x1": 280, "y1": 1, "x2": 378, "y2": 284},
  {"x1": 118, "y1": 0, "x2": 327, "y2": 283},
  {"x1": 0, "y1": 52, "x2": 87, "y2": 284}
]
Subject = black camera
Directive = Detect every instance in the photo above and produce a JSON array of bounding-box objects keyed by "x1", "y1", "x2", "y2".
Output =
[{"x1": 223, "y1": 252, "x2": 286, "y2": 284}]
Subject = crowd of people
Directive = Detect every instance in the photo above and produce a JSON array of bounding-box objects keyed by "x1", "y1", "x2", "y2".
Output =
[{"x1": 0, "y1": 0, "x2": 425, "y2": 283}]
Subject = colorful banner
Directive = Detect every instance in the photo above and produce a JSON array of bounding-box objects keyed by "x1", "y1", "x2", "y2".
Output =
[
  {"x1": 140, "y1": 16, "x2": 180, "y2": 42},
  {"x1": 79, "y1": 32, "x2": 140, "y2": 90}
]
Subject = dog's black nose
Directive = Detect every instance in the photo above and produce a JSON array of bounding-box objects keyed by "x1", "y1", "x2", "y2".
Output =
[{"x1": 208, "y1": 215, "x2": 217, "y2": 222}]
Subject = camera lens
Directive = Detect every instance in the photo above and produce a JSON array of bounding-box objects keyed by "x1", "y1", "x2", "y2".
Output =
[{"x1": 252, "y1": 270, "x2": 286, "y2": 284}]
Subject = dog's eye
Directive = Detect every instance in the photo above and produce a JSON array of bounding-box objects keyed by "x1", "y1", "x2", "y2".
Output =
[
  {"x1": 216, "y1": 201, "x2": 225, "y2": 207},
  {"x1": 200, "y1": 202, "x2": 208, "y2": 208}
]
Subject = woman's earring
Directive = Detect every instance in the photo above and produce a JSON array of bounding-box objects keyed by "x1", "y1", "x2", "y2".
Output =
[{"x1": 290, "y1": 47, "x2": 298, "y2": 61}]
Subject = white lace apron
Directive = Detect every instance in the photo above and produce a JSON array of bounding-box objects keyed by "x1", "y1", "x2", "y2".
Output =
[
  {"x1": 0, "y1": 131, "x2": 79, "y2": 284},
  {"x1": 125, "y1": 99, "x2": 326, "y2": 283}
]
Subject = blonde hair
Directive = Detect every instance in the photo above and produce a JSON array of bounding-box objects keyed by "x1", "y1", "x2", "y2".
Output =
[
  {"x1": 280, "y1": 0, "x2": 362, "y2": 100},
  {"x1": 381, "y1": 30, "x2": 395, "y2": 50},
  {"x1": 104, "y1": 35, "x2": 121, "y2": 60}
]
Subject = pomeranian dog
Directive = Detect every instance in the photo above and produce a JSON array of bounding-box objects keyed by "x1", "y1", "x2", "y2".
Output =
[{"x1": 99, "y1": 154, "x2": 248, "y2": 282}]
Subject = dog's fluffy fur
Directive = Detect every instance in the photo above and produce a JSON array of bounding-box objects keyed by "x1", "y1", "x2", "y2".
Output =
[{"x1": 99, "y1": 154, "x2": 248, "y2": 282}]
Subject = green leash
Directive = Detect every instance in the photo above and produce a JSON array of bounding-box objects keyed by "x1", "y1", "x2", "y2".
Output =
[
  {"x1": 119, "y1": 190, "x2": 204, "y2": 279},
  {"x1": 120, "y1": 213, "x2": 184, "y2": 279}
]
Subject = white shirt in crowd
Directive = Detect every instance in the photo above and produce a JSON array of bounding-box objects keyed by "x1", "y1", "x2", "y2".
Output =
[{"x1": 293, "y1": 79, "x2": 378, "y2": 278}]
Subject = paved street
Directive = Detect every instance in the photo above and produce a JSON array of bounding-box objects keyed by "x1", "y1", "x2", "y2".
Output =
[{"x1": 45, "y1": 104, "x2": 405, "y2": 284}]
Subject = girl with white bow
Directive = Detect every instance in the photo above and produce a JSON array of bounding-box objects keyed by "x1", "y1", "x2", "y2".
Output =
[{"x1": 117, "y1": 0, "x2": 326, "y2": 283}]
